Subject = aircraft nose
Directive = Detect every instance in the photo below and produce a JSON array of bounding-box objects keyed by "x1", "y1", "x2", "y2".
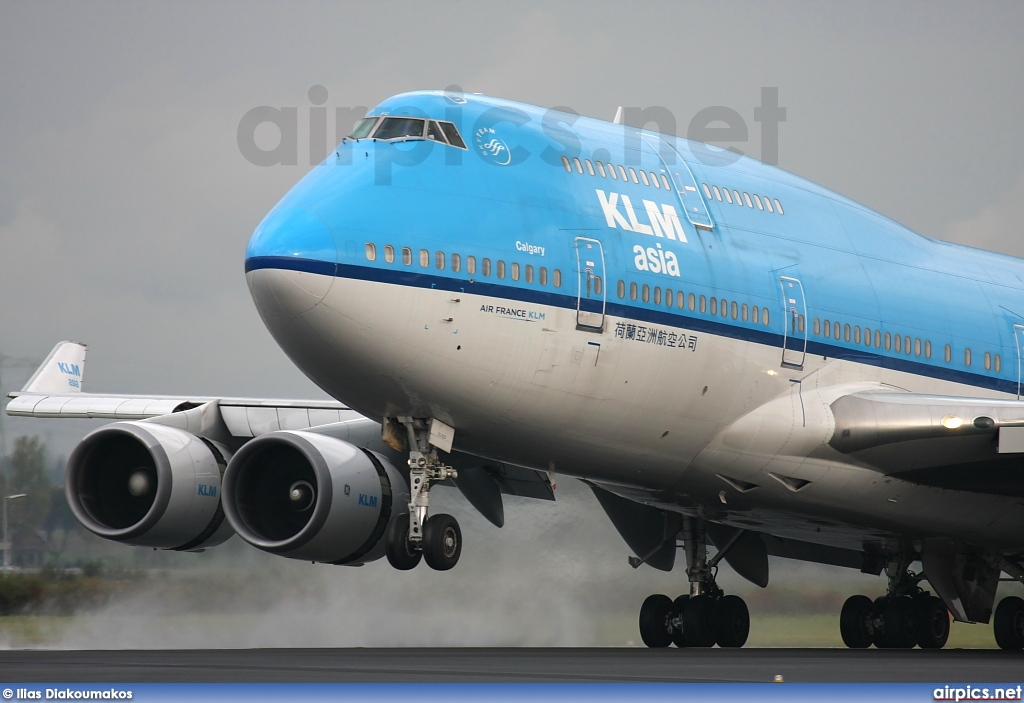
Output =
[{"x1": 245, "y1": 206, "x2": 337, "y2": 317}]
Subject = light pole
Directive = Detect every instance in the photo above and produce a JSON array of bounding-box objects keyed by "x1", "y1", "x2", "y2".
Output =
[{"x1": 2, "y1": 493, "x2": 26, "y2": 569}]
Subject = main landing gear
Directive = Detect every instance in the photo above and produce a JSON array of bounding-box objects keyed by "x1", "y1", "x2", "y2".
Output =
[
  {"x1": 839, "y1": 553, "x2": 950, "y2": 649},
  {"x1": 638, "y1": 518, "x2": 751, "y2": 648},
  {"x1": 384, "y1": 418, "x2": 463, "y2": 572}
]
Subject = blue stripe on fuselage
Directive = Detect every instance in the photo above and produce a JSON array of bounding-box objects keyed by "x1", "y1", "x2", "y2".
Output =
[{"x1": 245, "y1": 256, "x2": 1017, "y2": 395}]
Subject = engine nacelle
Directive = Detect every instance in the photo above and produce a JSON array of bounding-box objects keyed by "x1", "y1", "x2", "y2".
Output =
[
  {"x1": 65, "y1": 422, "x2": 234, "y2": 551},
  {"x1": 221, "y1": 431, "x2": 407, "y2": 565}
]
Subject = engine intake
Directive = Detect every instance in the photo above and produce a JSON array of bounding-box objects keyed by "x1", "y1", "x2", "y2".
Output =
[
  {"x1": 222, "y1": 431, "x2": 407, "y2": 565},
  {"x1": 65, "y1": 422, "x2": 234, "y2": 551}
]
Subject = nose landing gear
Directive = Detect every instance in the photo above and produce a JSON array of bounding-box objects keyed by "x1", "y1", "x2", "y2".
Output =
[{"x1": 383, "y1": 417, "x2": 462, "y2": 571}]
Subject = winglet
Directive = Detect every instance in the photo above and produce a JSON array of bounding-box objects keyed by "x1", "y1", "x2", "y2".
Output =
[{"x1": 21, "y1": 341, "x2": 87, "y2": 394}]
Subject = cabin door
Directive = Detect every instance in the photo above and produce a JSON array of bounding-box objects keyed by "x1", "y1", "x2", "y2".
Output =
[
  {"x1": 1014, "y1": 324, "x2": 1024, "y2": 398},
  {"x1": 779, "y1": 275, "x2": 808, "y2": 369},
  {"x1": 575, "y1": 237, "x2": 606, "y2": 332}
]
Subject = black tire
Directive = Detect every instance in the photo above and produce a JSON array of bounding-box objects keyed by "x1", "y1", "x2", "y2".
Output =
[
  {"x1": 715, "y1": 595, "x2": 750, "y2": 648},
  {"x1": 683, "y1": 594, "x2": 717, "y2": 647},
  {"x1": 670, "y1": 595, "x2": 690, "y2": 648},
  {"x1": 639, "y1": 594, "x2": 674, "y2": 648},
  {"x1": 916, "y1": 595, "x2": 950, "y2": 649},
  {"x1": 871, "y1": 596, "x2": 890, "y2": 648},
  {"x1": 994, "y1": 596, "x2": 1024, "y2": 651},
  {"x1": 883, "y1": 596, "x2": 919, "y2": 649},
  {"x1": 421, "y1": 513, "x2": 461, "y2": 571},
  {"x1": 385, "y1": 514, "x2": 421, "y2": 570},
  {"x1": 840, "y1": 595, "x2": 874, "y2": 648}
]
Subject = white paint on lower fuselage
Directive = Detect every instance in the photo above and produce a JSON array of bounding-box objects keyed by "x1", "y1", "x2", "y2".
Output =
[{"x1": 248, "y1": 268, "x2": 1024, "y2": 551}]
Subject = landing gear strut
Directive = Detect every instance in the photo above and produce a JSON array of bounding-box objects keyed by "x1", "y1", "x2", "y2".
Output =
[
  {"x1": 638, "y1": 517, "x2": 751, "y2": 648},
  {"x1": 839, "y1": 551, "x2": 949, "y2": 649},
  {"x1": 384, "y1": 417, "x2": 462, "y2": 571}
]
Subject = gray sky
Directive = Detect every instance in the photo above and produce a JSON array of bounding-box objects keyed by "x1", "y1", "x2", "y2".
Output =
[{"x1": 1, "y1": 0, "x2": 1023, "y2": 647}]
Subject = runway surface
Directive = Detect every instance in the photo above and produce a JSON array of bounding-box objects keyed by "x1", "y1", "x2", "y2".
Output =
[{"x1": 0, "y1": 648, "x2": 1021, "y2": 682}]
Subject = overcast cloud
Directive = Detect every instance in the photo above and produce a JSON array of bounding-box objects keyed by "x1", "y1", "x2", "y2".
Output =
[{"x1": 1, "y1": 0, "x2": 1023, "y2": 645}]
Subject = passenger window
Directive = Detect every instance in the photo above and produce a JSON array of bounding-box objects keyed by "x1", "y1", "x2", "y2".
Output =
[
  {"x1": 925, "y1": 340, "x2": 932, "y2": 358},
  {"x1": 762, "y1": 308, "x2": 769, "y2": 326},
  {"x1": 467, "y1": 256, "x2": 477, "y2": 275},
  {"x1": 650, "y1": 172, "x2": 660, "y2": 188},
  {"x1": 561, "y1": 156, "x2": 571, "y2": 172},
  {"x1": 764, "y1": 196, "x2": 774, "y2": 213},
  {"x1": 572, "y1": 157, "x2": 583, "y2": 174},
  {"x1": 435, "y1": 251, "x2": 445, "y2": 270},
  {"x1": 700, "y1": 295, "x2": 707, "y2": 313},
  {"x1": 384, "y1": 244, "x2": 395, "y2": 263},
  {"x1": 824, "y1": 319, "x2": 830, "y2": 338},
  {"x1": 814, "y1": 318, "x2": 820, "y2": 335},
  {"x1": 596, "y1": 161, "x2": 606, "y2": 177},
  {"x1": 774, "y1": 199, "x2": 784, "y2": 215},
  {"x1": 497, "y1": 260, "x2": 506, "y2": 279},
  {"x1": 640, "y1": 170, "x2": 650, "y2": 186},
  {"x1": 904, "y1": 336, "x2": 911, "y2": 355},
  {"x1": 452, "y1": 253, "x2": 461, "y2": 273},
  {"x1": 482, "y1": 258, "x2": 491, "y2": 276},
  {"x1": 743, "y1": 193, "x2": 753, "y2": 208},
  {"x1": 751, "y1": 306, "x2": 759, "y2": 324},
  {"x1": 539, "y1": 267, "x2": 547, "y2": 286},
  {"x1": 618, "y1": 165, "x2": 628, "y2": 181},
  {"x1": 511, "y1": 262, "x2": 520, "y2": 281},
  {"x1": 874, "y1": 330, "x2": 881, "y2": 348},
  {"x1": 753, "y1": 194, "x2": 764, "y2": 210},
  {"x1": 585, "y1": 159, "x2": 595, "y2": 176},
  {"x1": 702, "y1": 183, "x2": 712, "y2": 199},
  {"x1": 617, "y1": 280, "x2": 625, "y2": 299},
  {"x1": 661, "y1": 175, "x2": 671, "y2": 190},
  {"x1": 965, "y1": 348, "x2": 972, "y2": 366},
  {"x1": 678, "y1": 291, "x2": 685, "y2": 309},
  {"x1": 914, "y1": 338, "x2": 921, "y2": 356},
  {"x1": 593, "y1": 276, "x2": 602, "y2": 294},
  {"x1": 723, "y1": 189, "x2": 733, "y2": 204},
  {"x1": 654, "y1": 287, "x2": 662, "y2": 305},
  {"x1": 365, "y1": 243, "x2": 376, "y2": 261},
  {"x1": 642, "y1": 284, "x2": 650, "y2": 303},
  {"x1": 419, "y1": 249, "x2": 429, "y2": 267},
  {"x1": 944, "y1": 344, "x2": 952, "y2": 362},
  {"x1": 844, "y1": 324, "x2": 851, "y2": 342},
  {"x1": 995, "y1": 354, "x2": 1001, "y2": 372},
  {"x1": 689, "y1": 293, "x2": 696, "y2": 311},
  {"x1": 712, "y1": 186, "x2": 723, "y2": 201},
  {"x1": 402, "y1": 247, "x2": 412, "y2": 266},
  {"x1": 710, "y1": 297, "x2": 718, "y2": 316},
  {"x1": 743, "y1": 304, "x2": 750, "y2": 322},
  {"x1": 554, "y1": 269, "x2": 562, "y2": 287},
  {"x1": 666, "y1": 288, "x2": 673, "y2": 307},
  {"x1": 894, "y1": 334, "x2": 901, "y2": 353},
  {"x1": 854, "y1": 326, "x2": 861, "y2": 344},
  {"x1": 732, "y1": 301, "x2": 738, "y2": 319},
  {"x1": 985, "y1": 351, "x2": 992, "y2": 370},
  {"x1": 833, "y1": 321, "x2": 840, "y2": 339},
  {"x1": 863, "y1": 327, "x2": 871, "y2": 346},
  {"x1": 630, "y1": 282, "x2": 638, "y2": 300},
  {"x1": 609, "y1": 164, "x2": 618, "y2": 180},
  {"x1": 628, "y1": 168, "x2": 639, "y2": 184},
  {"x1": 734, "y1": 190, "x2": 743, "y2": 205}
]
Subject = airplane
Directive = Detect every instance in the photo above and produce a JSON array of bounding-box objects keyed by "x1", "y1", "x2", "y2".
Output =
[{"x1": 7, "y1": 90, "x2": 1024, "y2": 651}]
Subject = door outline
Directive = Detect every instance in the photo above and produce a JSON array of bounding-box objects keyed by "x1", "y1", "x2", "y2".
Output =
[
  {"x1": 640, "y1": 134, "x2": 714, "y2": 232},
  {"x1": 575, "y1": 237, "x2": 606, "y2": 332},
  {"x1": 779, "y1": 275, "x2": 808, "y2": 369},
  {"x1": 1014, "y1": 324, "x2": 1024, "y2": 398}
]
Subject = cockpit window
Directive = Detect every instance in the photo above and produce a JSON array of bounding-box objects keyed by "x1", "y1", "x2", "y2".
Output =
[
  {"x1": 439, "y1": 122, "x2": 466, "y2": 149},
  {"x1": 426, "y1": 120, "x2": 448, "y2": 143},
  {"x1": 373, "y1": 117, "x2": 425, "y2": 140},
  {"x1": 348, "y1": 117, "x2": 378, "y2": 139}
]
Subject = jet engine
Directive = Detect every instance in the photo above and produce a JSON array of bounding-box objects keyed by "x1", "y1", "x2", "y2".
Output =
[
  {"x1": 221, "y1": 431, "x2": 407, "y2": 565},
  {"x1": 65, "y1": 422, "x2": 234, "y2": 551}
]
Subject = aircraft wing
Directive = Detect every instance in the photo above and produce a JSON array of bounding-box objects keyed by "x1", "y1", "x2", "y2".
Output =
[
  {"x1": 828, "y1": 389, "x2": 1024, "y2": 496},
  {"x1": 5, "y1": 341, "x2": 358, "y2": 438}
]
